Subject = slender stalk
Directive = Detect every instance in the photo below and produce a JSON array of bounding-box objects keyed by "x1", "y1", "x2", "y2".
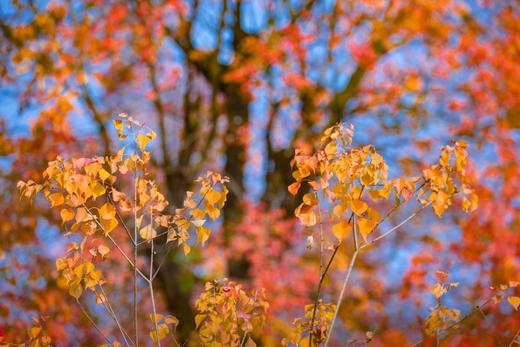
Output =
[
  {"x1": 360, "y1": 202, "x2": 431, "y2": 250},
  {"x1": 133, "y1": 171, "x2": 139, "y2": 346},
  {"x1": 240, "y1": 332, "x2": 249, "y2": 347},
  {"x1": 82, "y1": 204, "x2": 149, "y2": 281},
  {"x1": 307, "y1": 244, "x2": 340, "y2": 346},
  {"x1": 307, "y1": 187, "x2": 364, "y2": 347},
  {"x1": 107, "y1": 192, "x2": 135, "y2": 245},
  {"x1": 317, "y1": 198, "x2": 324, "y2": 277},
  {"x1": 324, "y1": 228, "x2": 359, "y2": 346},
  {"x1": 508, "y1": 327, "x2": 520, "y2": 347},
  {"x1": 149, "y1": 208, "x2": 161, "y2": 347},
  {"x1": 106, "y1": 233, "x2": 149, "y2": 282},
  {"x1": 76, "y1": 299, "x2": 112, "y2": 345},
  {"x1": 324, "y1": 202, "x2": 431, "y2": 346},
  {"x1": 98, "y1": 285, "x2": 134, "y2": 347}
]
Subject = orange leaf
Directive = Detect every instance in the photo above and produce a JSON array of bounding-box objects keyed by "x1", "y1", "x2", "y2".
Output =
[
  {"x1": 288, "y1": 182, "x2": 301, "y2": 196},
  {"x1": 351, "y1": 199, "x2": 368, "y2": 216},
  {"x1": 508, "y1": 296, "x2": 520, "y2": 311}
]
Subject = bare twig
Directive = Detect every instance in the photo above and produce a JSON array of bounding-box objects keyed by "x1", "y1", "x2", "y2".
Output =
[
  {"x1": 83, "y1": 204, "x2": 149, "y2": 282},
  {"x1": 133, "y1": 171, "x2": 139, "y2": 346},
  {"x1": 324, "y1": 190, "x2": 430, "y2": 346},
  {"x1": 98, "y1": 284, "x2": 134, "y2": 347},
  {"x1": 360, "y1": 202, "x2": 431, "y2": 250},
  {"x1": 149, "y1": 208, "x2": 161, "y2": 347},
  {"x1": 324, "y1": 222, "x2": 359, "y2": 346},
  {"x1": 508, "y1": 327, "x2": 520, "y2": 347},
  {"x1": 76, "y1": 299, "x2": 112, "y2": 345}
]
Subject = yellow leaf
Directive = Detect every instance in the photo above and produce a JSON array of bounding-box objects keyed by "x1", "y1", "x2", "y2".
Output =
[
  {"x1": 100, "y1": 217, "x2": 118, "y2": 233},
  {"x1": 139, "y1": 224, "x2": 157, "y2": 240},
  {"x1": 48, "y1": 192, "x2": 64, "y2": 207},
  {"x1": 69, "y1": 283, "x2": 82, "y2": 299},
  {"x1": 295, "y1": 203, "x2": 316, "y2": 226},
  {"x1": 29, "y1": 326, "x2": 41, "y2": 339},
  {"x1": 432, "y1": 191, "x2": 450, "y2": 217},
  {"x1": 98, "y1": 168, "x2": 111, "y2": 181},
  {"x1": 332, "y1": 220, "x2": 351, "y2": 242},
  {"x1": 147, "y1": 129, "x2": 156, "y2": 140},
  {"x1": 205, "y1": 189, "x2": 221, "y2": 205},
  {"x1": 195, "y1": 314, "x2": 206, "y2": 328},
  {"x1": 368, "y1": 189, "x2": 380, "y2": 201},
  {"x1": 191, "y1": 208, "x2": 205, "y2": 220},
  {"x1": 462, "y1": 192, "x2": 478, "y2": 213},
  {"x1": 206, "y1": 205, "x2": 220, "y2": 220},
  {"x1": 135, "y1": 215, "x2": 143, "y2": 229},
  {"x1": 351, "y1": 199, "x2": 368, "y2": 216},
  {"x1": 245, "y1": 338, "x2": 257, "y2": 347},
  {"x1": 165, "y1": 315, "x2": 179, "y2": 326},
  {"x1": 98, "y1": 245, "x2": 110, "y2": 257},
  {"x1": 508, "y1": 296, "x2": 520, "y2": 311},
  {"x1": 431, "y1": 283, "x2": 447, "y2": 299},
  {"x1": 99, "y1": 203, "x2": 116, "y2": 220},
  {"x1": 288, "y1": 182, "x2": 301, "y2": 196},
  {"x1": 303, "y1": 192, "x2": 318, "y2": 206},
  {"x1": 360, "y1": 172, "x2": 374, "y2": 186},
  {"x1": 149, "y1": 313, "x2": 164, "y2": 322},
  {"x1": 367, "y1": 207, "x2": 381, "y2": 224},
  {"x1": 60, "y1": 208, "x2": 74, "y2": 223},
  {"x1": 149, "y1": 323, "x2": 169, "y2": 343},
  {"x1": 92, "y1": 182, "x2": 106, "y2": 198},
  {"x1": 113, "y1": 119, "x2": 126, "y2": 139},
  {"x1": 183, "y1": 191, "x2": 196, "y2": 208},
  {"x1": 136, "y1": 133, "x2": 150, "y2": 152},
  {"x1": 196, "y1": 226, "x2": 211, "y2": 246},
  {"x1": 324, "y1": 142, "x2": 337, "y2": 159},
  {"x1": 357, "y1": 217, "x2": 375, "y2": 241}
]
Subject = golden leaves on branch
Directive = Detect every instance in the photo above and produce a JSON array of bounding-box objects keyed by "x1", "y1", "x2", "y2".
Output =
[
  {"x1": 26, "y1": 317, "x2": 52, "y2": 347},
  {"x1": 194, "y1": 279, "x2": 268, "y2": 346},
  {"x1": 16, "y1": 115, "x2": 230, "y2": 329},
  {"x1": 283, "y1": 300, "x2": 336, "y2": 346},
  {"x1": 148, "y1": 313, "x2": 179, "y2": 344},
  {"x1": 289, "y1": 123, "x2": 389, "y2": 243},
  {"x1": 425, "y1": 272, "x2": 461, "y2": 337},
  {"x1": 288, "y1": 123, "x2": 479, "y2": 247},
  {"x1": 166, "y1": 171, "x2": 229, "y2": 254},
  {"x1": 490, "y1": 281, "x2": 520, "y2": 311},
  {"x1": 421, "y1": 140, "x2": 478, "y2": 217},
  {"x1": 56, "y1": 253, "x2": 103, "y2": 299}
]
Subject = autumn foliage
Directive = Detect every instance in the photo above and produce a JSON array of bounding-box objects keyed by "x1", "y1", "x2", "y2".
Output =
[{"x1": 1, "y1": 0, "x2": 520, "y2": 346}]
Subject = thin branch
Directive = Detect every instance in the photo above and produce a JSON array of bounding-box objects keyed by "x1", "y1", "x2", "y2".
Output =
[
  {"x1": 324, "y1": 193, "x2": 430, "y2": 345},
  {"x1": 107, "y1": 191, "x2": 135, "y2": 245},
  {"x1": 307, "y1": 186, "x2": 364, "y2": 347},
  {"x1": 149, "y1": 207, "x2": 161, "y2": 347},
  {"x1": 324, "y1": 228, "x2": 359, "y2": 346},
  {"x1": 106, "y1": 233, "x2": 149, "y2": 282},
  {"x1": 133, "y1": 171, "x2": 139, "y2": 346},
  {"x1": 307, "y1": 244, "x2": 340, "y2": 347},
  {"x1": 509, "y1": 327, "x2": 520, "y2": 347},
  {"x1": 318, "y1": 198, "x2": 325, "y2": 277},
  {"x1": 82, "y1": 204, "x2": 149, "y2": 282},
  {"x1": 76, "y1": 299, "x2": 112, "y2": 345},
  {"x1": 98, "y1": 284, "x2": 134, "y2": 347},
  {"x1": 360, "y1": 202, "x2": 431, "y2": 250}
]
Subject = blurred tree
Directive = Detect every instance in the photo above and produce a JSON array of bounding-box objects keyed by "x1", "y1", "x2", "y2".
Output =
[{"x1": 0, "y1": 0, "x2": 519, "y2": 345}]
